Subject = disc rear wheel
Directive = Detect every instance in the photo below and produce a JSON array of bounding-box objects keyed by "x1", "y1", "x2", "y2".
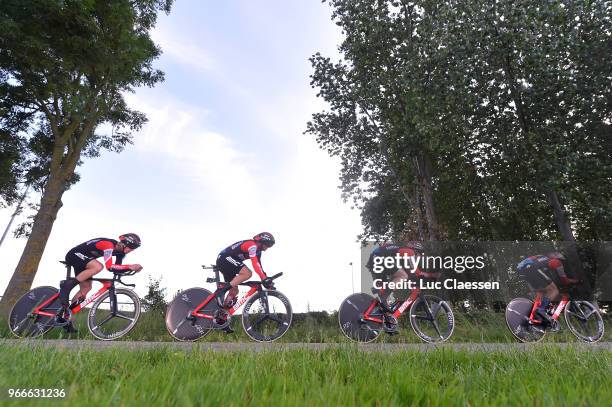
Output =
[
  {"x1": 338, "y1": 293, "x2": 382, "y2": 343},
  {"x1": 505, "y1": 298, "x2": 546, "y2": 343},
  {"x1": 8, "y1": 286, "x2": 60, "y2": 338},
  {"x1": 165, "y1": 288, "x2": 217, "y2": 341}
]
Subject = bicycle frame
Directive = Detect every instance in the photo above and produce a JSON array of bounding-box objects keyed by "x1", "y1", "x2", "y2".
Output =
[
  {"x1": 191, "y1": 284, "x2": 260, "y2": 319},
  {"x1": 363, "y1": 288, "x2": 421, "y2": 324},
  {"x1": 528, "y1": 292, "x2": 570, "y2": 324},
  {"x1": 31, "y1": 279, "x2": 115, "y2": 318}
]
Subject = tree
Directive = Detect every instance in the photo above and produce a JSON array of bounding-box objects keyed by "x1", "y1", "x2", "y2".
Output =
[
  {"x1": 142, "y1": 276, "x2": 167, "y2": 314},
  {"x1": 0, "y1": 0, "x2": 173, "y2": 315},
  {"x1": 0, "y1": 128, "x2": 25, "y2": 206},
  {"x1": 307, "y1": 0, "x2": 449, "y2": 242},
  {"x1": 307, "y1": 0, "x2": 611, "y2": 247}
]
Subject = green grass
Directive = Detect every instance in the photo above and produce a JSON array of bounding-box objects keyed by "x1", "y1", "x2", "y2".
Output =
[
  {"x1": 2, "y1": 310, "x2": 611, "y2": 343},
  {"x1": 0, "y1": 346, "x2": 610, "y2": 406}
]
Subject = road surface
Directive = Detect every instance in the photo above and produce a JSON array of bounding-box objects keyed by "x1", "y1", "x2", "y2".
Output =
[{"x1": 2, "y1": 339, "x2": 611, "y2": 352}]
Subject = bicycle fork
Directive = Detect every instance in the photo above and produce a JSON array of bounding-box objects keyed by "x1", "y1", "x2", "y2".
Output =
[{"x1": 109, "y1": 287, "x2": 118, "y2": 317}]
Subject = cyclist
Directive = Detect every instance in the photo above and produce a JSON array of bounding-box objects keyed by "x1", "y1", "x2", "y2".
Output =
[
  {"x1": 366, "y1": 241, "x2": 439, "y2": 333},
  {"x1": 56, "y1": 233, "x2": 143, "y2": 332},
  {"x1": 516, "y1": 251, "x2": 578, "y2": 328},
  {"x1": 215, "y1": 232, "x2": 276, "y2": 331}
]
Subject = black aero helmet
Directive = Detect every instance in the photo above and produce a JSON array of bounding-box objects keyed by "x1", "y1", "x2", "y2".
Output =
[
  {"x1": 119, "y1": 233, "x2": 141, "y2": 249},
  {"x1": 253, "y1": 232, "x2": 275, "y2": 247}
]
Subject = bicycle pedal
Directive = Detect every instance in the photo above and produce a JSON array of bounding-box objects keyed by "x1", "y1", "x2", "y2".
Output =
[
  {"x1": 213, "y1": 319, "x2": 231, "y2": 329},
  {"x1": 549, "y1": 321, "x2": 560, "y2": 333},
  {"x1": 186, "y1": 315, "x2": 197, "y2": 326}
]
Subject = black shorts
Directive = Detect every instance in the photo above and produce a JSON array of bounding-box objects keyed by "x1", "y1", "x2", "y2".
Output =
[
  {"x1": 65, "y1": 250, "x2": 95, "y2": 276},
  {"x1": 517, "y1": 265, "x2": 556, "y2": 291},
  {"x1": 216, "y1": 255, "x2": 245, "y2": 282}
]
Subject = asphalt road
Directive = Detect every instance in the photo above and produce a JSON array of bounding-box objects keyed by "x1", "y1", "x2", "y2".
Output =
[{"x1": 2, "y1": 339, "x2": 611, "y2": 352}]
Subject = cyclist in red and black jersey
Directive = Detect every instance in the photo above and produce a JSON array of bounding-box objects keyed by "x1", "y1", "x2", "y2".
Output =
[
  {"x1": 216, "y1": 232, "x2": 276, "y2": 309},
  {"x1": 366, "y1": 242, "x2": 439, "y2": 333},
  {"x1": 517, "y1": 251, "x2": 578, "y2": 326},
  {"x1": 57, "y1": 233, "x2": 143, "y2": 331}
]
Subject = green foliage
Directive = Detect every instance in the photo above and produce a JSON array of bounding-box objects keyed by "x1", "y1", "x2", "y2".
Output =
[
  {"x1": 0, "y1": 0, "x2": 173, "y2": 313},
  {"x1": 0, "y1": 0, "x2": 174, "y2": 214},
  {"x1": 0, "y1": 128, "x2": 25, "y2": 205},
  {"x1": 307, "y1": 0, "x2": 611, "y2": 241},
  {"x1": 142, "y1": 276, "x2": 167, "y2": 314}
]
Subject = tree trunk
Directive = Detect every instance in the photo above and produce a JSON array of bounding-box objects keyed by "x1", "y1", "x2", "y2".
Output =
[
  {"x1": 0, "y1": 176, "x2": 66, "y2": 317},
  {"x1": 413, "y1": 182, "x2": 426, "y2": 240},
  {"x1": 414, "y1": 155, "x2": 439, "y2": 240},
  {"x1": 546, "y1": 188, "x2": 575, "y2": 242},
  {"x1": 545, "y1": 187, "x2": 592, "y2": 294}
]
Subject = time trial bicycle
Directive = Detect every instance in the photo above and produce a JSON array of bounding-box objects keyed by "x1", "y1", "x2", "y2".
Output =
[
  {"x1": 339, "y1": 285, "x2": 455, "y2": 343},
  {"x1": 505, "y1": 287, "x2": 604, "y2": 343},
  {"x1": 165, "y1": 265, "x2": 292, "y2": 342},
  {"x1": 8, "y1": 260, "x2": 141, "y2": 340}
]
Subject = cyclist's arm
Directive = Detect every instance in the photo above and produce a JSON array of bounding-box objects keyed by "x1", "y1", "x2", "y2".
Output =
[
  {"x1": 399, "y1": 247, "x2": 438, "y2": 278},
  {"x1": 95, "y1": 241, "x2": 131, "y2": 271},
  {"x1": 548, "y1": 258, "x2": 567, "y2": 279},
  {"x1": 245, "y1": 242, "x2": 266, "y2": 279},
  {"x1": 548, "y1": 258, "x2": 576, "y2": 285}
]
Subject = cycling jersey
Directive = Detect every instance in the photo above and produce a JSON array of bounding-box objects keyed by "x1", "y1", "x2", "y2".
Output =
[
  {"x1": 65, "y1": 238, "x2": 131, "y2": 274},
  {"x1": 517, "y1": 255, "x2": 568, "y2": 290},
  {"x1": 217, "y1": 240, "x2": 266, "y2": 280}
]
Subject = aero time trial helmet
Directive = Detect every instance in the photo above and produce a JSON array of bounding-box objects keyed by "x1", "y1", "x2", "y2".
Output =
[
  {"x1": 407, "y1": 241, "x2": 425, "y2": 253},
  {"x1": 253, "y1": 232, "x2": 275, "y2": 247},
  {"x1": 119, "y1": 233, "x2": 141, "y2": 249}
]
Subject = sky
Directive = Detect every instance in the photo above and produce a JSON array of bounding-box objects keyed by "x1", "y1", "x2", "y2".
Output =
[{"x1": 0, "y1": 0, "x2": 365, "y2": 312}]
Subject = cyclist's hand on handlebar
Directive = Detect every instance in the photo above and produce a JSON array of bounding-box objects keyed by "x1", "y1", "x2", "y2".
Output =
[
  {"x1": 262, "y1": 277, "x2": 276, "y2": 290},
  {"x1": 129, "y1": 264, "x2": 143, "y2": 272}
]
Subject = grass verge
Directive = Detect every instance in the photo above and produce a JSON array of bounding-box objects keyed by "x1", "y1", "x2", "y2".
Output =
[{"x1": 0, "y1": 345, "x2": 610, "y2": 406}]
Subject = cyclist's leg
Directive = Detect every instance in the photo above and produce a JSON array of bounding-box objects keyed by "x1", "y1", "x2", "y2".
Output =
[
  {"x1": 226, "y1": 267, "x2": 252, "y2": 306},
  {"x1": 520, "y1": 266, "x2": 557, "y2": 324},
  {"x1": 391, "y1": 269, "x2": 409, "y2": 302},
  {"x1": 537, "y1": 282, "x2": 559, "y2": 319},
  {"x1": 59, "y1": 254, "x2": 95, "y2": 306},
  {"x1": 75, "y1": 260, "x2": 104, "y2": 284},
  {"x1": 381, "y1": 269, "x2": 407, "y2": 333},
  {"x1": 73, "y1": 279, "x2": 92, "y2": 304},
  {"x1": 216, "y1": 256, "x2": 246, "y2": 306}
]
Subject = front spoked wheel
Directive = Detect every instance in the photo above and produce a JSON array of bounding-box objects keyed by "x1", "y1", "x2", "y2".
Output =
[
  {"x1": 338, "y1": 293, "x2": 382, "y2": 343},
  {"x1": 564, "y1": 301, "x2": 604, "y2": 343},
  {"x1": 409, "y1": 295, "x2": 454, "y2": 343},
  {"x1": 165, "y1": 288, "x2": 218, "y2": 341},
  {"x1": 87, "y1": 288, "x2": 141, "y2": 340},
  {"x1": 505, "y1": 298, "x2": 546, "y2": 343},
  {"x1": 242, "y1": 290, "x2": 292, "y2": 342},
  {"x1": 8, "y1": 286, "x2": 61, "y2": 338}
]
